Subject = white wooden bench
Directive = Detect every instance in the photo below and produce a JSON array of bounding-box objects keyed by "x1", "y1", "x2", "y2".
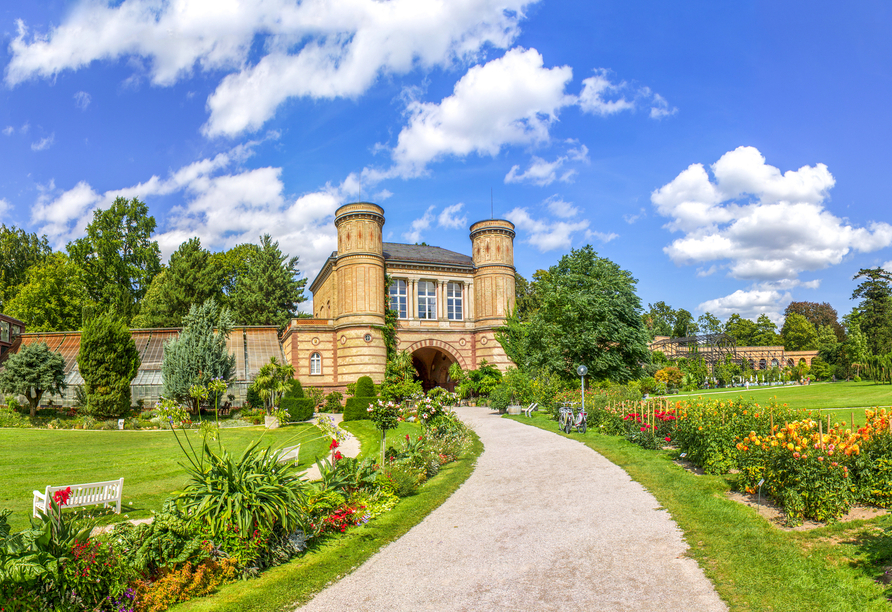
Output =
[
  {"x1": 276, "y1": 444, "x2": 301, "y2": 465},
  {"x1": 33, "y1": 478, "x2": 124, "y2": 518}
]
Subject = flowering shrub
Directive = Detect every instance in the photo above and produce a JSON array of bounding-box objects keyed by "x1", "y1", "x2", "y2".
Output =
[
  {"x1": 319, "y1": 504, "x2": 369, "y2": 534},
  {"x1": 131, "y1": 558, "x2": 237, "y2": 612},
  {"x1": 367, "y1": 399, "x2": 402, "y2": 431},
  {"x1": 736, "y1": 419, "x2": 856, "y2": 523}
]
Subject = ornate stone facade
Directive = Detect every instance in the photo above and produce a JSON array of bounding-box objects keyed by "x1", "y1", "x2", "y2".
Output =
[{"x1": 281, "y1": 202, "x2": 517, "y2": 393}]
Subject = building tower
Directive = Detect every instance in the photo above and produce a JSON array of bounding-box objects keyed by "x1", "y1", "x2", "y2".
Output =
[
  {"x1": 332, "y1": 202, "x2": 387, "y2": 383},
  {"x1": 469, "y1": 218, "x2": 516, "y2": 366}
]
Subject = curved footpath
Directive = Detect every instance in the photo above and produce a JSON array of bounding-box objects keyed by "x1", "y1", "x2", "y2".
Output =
[{"x1": 296, "y1": 407, "x2": 727, "y2": 612}]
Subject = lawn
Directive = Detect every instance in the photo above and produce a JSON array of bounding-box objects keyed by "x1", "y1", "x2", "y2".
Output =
[
  {"x1": 511, "y1": 413, "x2": 892, "y2": 612},
  {"x1": 668, "y1": 380, "x2": 892, "y2": 425},
  {"x1": 0, "y1": 423, "x2": 331, "y2": 532}
]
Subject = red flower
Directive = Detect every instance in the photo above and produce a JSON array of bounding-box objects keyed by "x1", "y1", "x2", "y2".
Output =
[
  {"x1": 53, "y1": 486, "x2": 72, "y2": 507},
  {"x1": 664, "y1": 437, "x2": 671, "y2": 442},
  {"x1": 329, "y1": 438, "x2": 339, "y2": 450},
  {"x1": 640, "y1": 426, "x2": 646, "y2": 431},
  {"x1": 405, "y1": 434, "x2": 410, "y2": 440},
  {"x1": 334, "y1": 451, "x2": 344, "y2": 461}
]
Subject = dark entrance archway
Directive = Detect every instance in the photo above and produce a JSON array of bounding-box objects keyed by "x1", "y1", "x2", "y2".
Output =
[{"x1": 412, "y1": 347, "x2": 458, "y2": 392}]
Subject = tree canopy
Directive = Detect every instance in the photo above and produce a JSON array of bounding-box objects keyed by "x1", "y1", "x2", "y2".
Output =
[
  {"x1": 0, "y1": 342, "x2": 66, "y2": 418},
  {"x1": 784, "y1": 301, "x2": 845, "y2": 342},
  {"x1": 505, "y1": 245, "x2": 649, "y2": 382},
  {"x1": 4, "y1": 252, "x2": 85, "y2": 332},
  {"x1": 132, "y1": 237, "x2": 225, "y2": 328},
  {"x1": 852, "y1": 267, "x2": 892, "y2": 356},
  {"x1": 67, "y1": 196, "x2": 161, "y2": 321},
  {"x1": 0, "y1": 224, "x2": 51, "y2": 311},
  {"x1": 230, "y1": 234, "x2": 307, "y2": 329},
  {"x1": 781, "y1": 312, "x2": 818, "y2": 351}
]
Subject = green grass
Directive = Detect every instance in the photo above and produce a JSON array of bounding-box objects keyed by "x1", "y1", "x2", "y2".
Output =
[
  {"x1": 511, "y1": 413, "x2": 892, "y2": 612},
  {"x1": 668, "y1": 380, "x2": 892, "y2": 426},
  {"x1": 0, "y1": 424, "x2": 331, "y2": 532},
  {"x1": 171, "y1": 425, "x2": 483, "y2": 612}
]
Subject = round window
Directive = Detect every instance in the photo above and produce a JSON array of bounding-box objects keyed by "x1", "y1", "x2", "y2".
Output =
[{"x1": 364, "y1": 333, "x2": 373, "y2": 342}]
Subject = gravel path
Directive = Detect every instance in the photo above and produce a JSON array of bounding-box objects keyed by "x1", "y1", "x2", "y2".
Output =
[{"x1": 295, "y1": 407, "x2": 727, "y2": 612}]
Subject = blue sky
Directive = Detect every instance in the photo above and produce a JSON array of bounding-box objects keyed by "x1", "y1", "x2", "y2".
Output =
[{"x1": 1, "y1": 0, "x2": 891, "y2": 324}]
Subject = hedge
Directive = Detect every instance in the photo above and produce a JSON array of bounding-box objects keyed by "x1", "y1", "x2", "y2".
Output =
[
  {"x1": 281, "y1": 397, "x2": 315, "y2": 422},
  {"x1": 355, "y1": 376, "x2": 375, "y2": 398},
  {"x1": 285, "y1": 379, "x2": 305, "y2": 399},
  {"x1": 343, "y1": 396, "x2": 377, "y2": 422}
]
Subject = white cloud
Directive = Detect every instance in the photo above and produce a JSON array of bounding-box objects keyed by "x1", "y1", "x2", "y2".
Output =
[
  {"x1": 390, "y1": 47, "x2": 574, "y2": 177},
  {"x1": 30, "y1": 133, "x2": 55, "y2": 151},
  {"x1": 883, "y1": 261, "x2": 892, "y2": 274},
  {"x1": 73, "y1": 91, "x2": 91, "y2": 110},
  {"x1": 545, "y1": 196, "x2": 579, "y2": 218},
  {"x1": 0, "y1": 198, "x2": 9, "y2": 219},
  {"x1": 578, "y1": 71, "x2": 675, "y2": 119},
  {"x1": 30, "y1": 144, "x2": 360, "y2": 278},
  {"x1": 506, "y1": 205, "x2": 588, "y2": 252},
  {"x1": 623, "y1": 207, "x2": 646, "y2": 224},
  {"x1": 698, "y1": 289, "x2": 792, "y2": 324},
  {"x1": 403, "y1": 205, "x2": 436, "y2": 243},
  {"x1": 2, "y1": 126, "x2": 13, "y2": 136},
  {"x1": 652, "y1": 146, "x2": 892, "y2": 282},
  {"x1": 7, "y1": 0, "x2": 534, "y2": 137},
  {"x1": 438, "y1": 203, "x2": 467, "y2": 229},
  {"x1": 578, "y1": 70, "x2": 634, "y2": 116},
  {"x1": 504, "y1": 142, "x2": 588, "y2": 186},
  {"x1": 585, "y1": 229, "x2": 618, "y2": 243}
]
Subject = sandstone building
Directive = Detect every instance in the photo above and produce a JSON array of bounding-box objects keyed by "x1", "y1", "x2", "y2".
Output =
[{"x1": 281, "y1": 202, "x2": 516, "y2": 393}]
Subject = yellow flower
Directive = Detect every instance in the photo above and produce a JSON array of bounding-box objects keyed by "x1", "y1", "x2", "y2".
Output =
[{"x1": 787, "y1": 443, "x2": 795, "y2": 451}]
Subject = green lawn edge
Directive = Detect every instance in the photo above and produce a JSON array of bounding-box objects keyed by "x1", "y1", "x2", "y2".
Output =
[
  {"x1": 171, "y1": 428, "x2": 483, "y2": 612},
  {"x1": 509, "y1": 413, "x2": 892, "y2": 612}
]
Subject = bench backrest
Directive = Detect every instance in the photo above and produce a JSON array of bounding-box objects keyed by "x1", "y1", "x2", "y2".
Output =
[{"x1": 46, "y1": 478, "x2": 124, "y2": 506}]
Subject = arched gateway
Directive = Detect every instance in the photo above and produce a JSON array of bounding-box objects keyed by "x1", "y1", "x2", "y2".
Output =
[{"x1": 280, "y1": 202, "x2": 517, "y2": 394}]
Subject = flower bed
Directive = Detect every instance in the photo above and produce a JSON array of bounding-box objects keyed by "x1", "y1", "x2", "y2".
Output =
[
  {"x1": 0, "y1": 392, "x2": 474, "y2": 611},
  {"x1": 571, "y1": 394, "x2": 892, "y2": 526}
]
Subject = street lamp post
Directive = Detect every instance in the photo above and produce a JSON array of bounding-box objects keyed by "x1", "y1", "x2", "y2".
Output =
[{"x1": 577, "y1": 365, "x2": 588, "y2": 414}]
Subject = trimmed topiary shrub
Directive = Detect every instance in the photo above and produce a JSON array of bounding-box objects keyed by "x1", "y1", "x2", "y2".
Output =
[
  {"x1": 343, "y1": 396, "x2": 377, "y2": 421},
  {"x1": 285, "y1": 379, "x2": 304, "y2": 399},
  {"x1": 355, "y1": 376, "x2": 375, "y2": 398},
  {"x1": 281, "y1": 397, "x2": 315, "y2": 421}
]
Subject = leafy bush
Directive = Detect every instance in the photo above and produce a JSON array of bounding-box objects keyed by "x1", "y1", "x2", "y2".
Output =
[
  {"x1": 174, "y1": 437, "x2": 308, "y2": 540},
  {"x1": 343, "y1": 397, "x2": 376, "y2": 422},
  {"x1": 285, "y1": 378, "x2": 304, "y2": 399},
  {"x1": 280, "y1": 397, "x2": 314, "y2": 422},
  {"x1": 323, "y1": 391, "x2": 343, "y2": 413},
  {"x1": 305, "y1": 387, "x2": 324, "y2": 408},
  {"x1": 355, "y1": 376, "x2": 375, "y2": 398},
  {"x1": 377, "y1": 461, "x2": 425, "y2": 497},
  {"x1": 132, "y1": 557, "x2": 237, "y2": 611}
]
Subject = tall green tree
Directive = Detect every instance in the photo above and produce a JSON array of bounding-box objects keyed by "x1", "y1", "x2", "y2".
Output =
[
  {"x1": 0, "y1": 224, "x2": 51, "y2": 310},
  {"x1": 132, "y1": 238, "x2": 225, "y2": 328},
  {"x1": 4, "y1": 252, "x2": 86, "y2": 332},
  {"x1": 513, "y1": 245, "x2": 649, "y2": 382},
  {"x1": 672, "y1": 308, "x2": 699, "y2": 338},
  {"x1": 752, "y1": 314, "x2": 782, "y2": 346},
  {"x1": 78, "y1": 312, "x2": 141, "y2": 419},
  {"x1": 161, "y1": 299, "x2": 235, "y2": 408},
  {"x1": 784, "y1": 301, "x2": 845, "y2": 342},
  {"x1": 0, "y1": 342, "x2": 66, "y2": 418},
  {"x1": 697, "y1": 312, "x2": 723, "y2": 336},
  {"x1": 230, "y1": 235, "x2": 307, "y2": 329},
  {"x1": 641, "y1": 301, "x2": 676, "y2": 339},
  {"x1": 852, "y1": 267, "x2": 892, "y2": 355},
  {"x1": 843, "y1": 312, "x2": 869, "y2": 376},
  {"x1": 781, "y1": 312, "x2": 818, "y2": 351},
  {"x1": 67, "y1": 196, "x2": 161, "y2": 321},
  {"x1": 724, "y1": 314, "x2": 759, "y2": 346},
  {"x1": 815, "y1": 324, "x2": 841, "y2": 365}
]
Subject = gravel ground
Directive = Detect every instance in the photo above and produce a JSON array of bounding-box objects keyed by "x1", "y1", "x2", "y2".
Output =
[{"x1": 295, "y1": 407, "x2": 727, "y2": 612}]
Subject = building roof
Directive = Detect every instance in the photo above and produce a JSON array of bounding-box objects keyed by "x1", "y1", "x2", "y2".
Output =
[{"x1": 382, "y1": 242, "x2": 474, "y2": 267}]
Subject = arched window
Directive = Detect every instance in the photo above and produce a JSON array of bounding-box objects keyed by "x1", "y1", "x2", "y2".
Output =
[{"x1": 310, "y1": 352, "x2": 322, "y2": 375}]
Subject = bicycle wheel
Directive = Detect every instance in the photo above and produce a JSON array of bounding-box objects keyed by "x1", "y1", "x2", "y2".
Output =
[
  {"x1": 558, "y1": 411, "x2": 567, "y2": 431},
  {"x1": 564, "y1": 414, "x2": 573, "y2": 434},
  {"x1": 579, "y1": 419, "x2": 587, "y2": 434}
]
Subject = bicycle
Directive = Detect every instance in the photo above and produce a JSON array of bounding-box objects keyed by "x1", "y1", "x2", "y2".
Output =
[{"x1": 558, "y1": 403, "x2": 587, "y2": 434}]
